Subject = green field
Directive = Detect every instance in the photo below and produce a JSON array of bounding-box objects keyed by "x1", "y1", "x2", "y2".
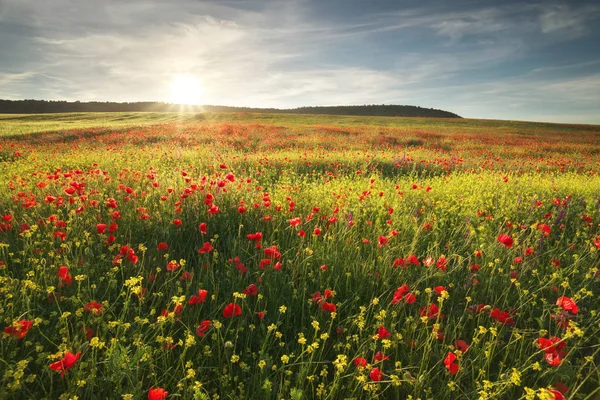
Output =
[{"x1": 1, "y1": 113, "x2": 599, "y2": 399}]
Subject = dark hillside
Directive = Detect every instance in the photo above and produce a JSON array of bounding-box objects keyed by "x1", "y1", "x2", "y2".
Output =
[{"x1": 0, "y1": 100, "x2": 461, "y2": 118}]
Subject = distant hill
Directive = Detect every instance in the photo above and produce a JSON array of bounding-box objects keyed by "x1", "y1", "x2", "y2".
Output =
[{"x1": 0, "y1": 100, "x2": 461, "y2": 118}]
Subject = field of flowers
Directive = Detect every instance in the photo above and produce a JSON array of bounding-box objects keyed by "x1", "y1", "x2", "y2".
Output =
[{"x1": 1, "y1": 114, "x2": 600, "y2": 399}]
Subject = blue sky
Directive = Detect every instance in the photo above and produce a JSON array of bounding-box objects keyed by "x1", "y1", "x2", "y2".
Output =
[{"x1": 0, "y1": 0, "x2": 599, "y2": 123}]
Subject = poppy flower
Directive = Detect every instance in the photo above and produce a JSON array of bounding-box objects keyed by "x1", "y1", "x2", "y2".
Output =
[
  {"x1": 49, "y1": 351, "x2": 81, "y2": 377},
  {"x1": 369, "y1": 367, "x2": 383, "y2": 381},
  {"x1": 148, "y1": 387, "x2": 168, "y2": 400},
  {"x1": 373, "y1": 351, "x2": 389, "y2": 361},
  {"x1": 353, "y1": 357, "x2": 367, "y2": 367},
  {"x1": 377, "y1": 236, "x2": 388, "y2": 248},
  {"x1": 455, "y1": 339, "x2": 469, "y2": 353},
  {"x1": 188, "y1": 289, "x2": 208, "y2": 305},
  {"x1": 497, "y1": 234, "x2": 513, "y2": 248},
  {"x1": 552, "y1": 382, "x2": 569, "y2": 396},
  {"x1": 199, "y1": 222, "x2": 207, "y2": 234},
  {"x1": 545, "y1": 351, "x2": 563, "y2": 367},
  {"x1": 157, "y1": 242, "x2": 169, "y2": 251},
  {"x1": 4, "y1": 319, "x2": 33, "y2": 339},
  {"x1": 58, "y1": 266, "x2": 73, "y2": 286},
  {"x1": 84, "y1": 301, "x2": 103, "y2": 315},
  {"x1": 289, "y1": 217, "x2": 302, "y2": 227},
  {"x1": 256, "y1": 311, "x2": 265, "y2": 320},
  {"x1": 243, "y1": 284, "x2": 258, "y2": 296},
  {"x1": 444, "y1": 352, "x2": 459, "y2": 374},
  {"x1": 223, "y1": 303, "x2": 242, "y2": 318},
  {"x1": 96, "y1": 223, "x2": 106, "y2": 234},
  {"x1": 436, "y1": 257, "x2": 447, "y2": 272},
  {"x1": 420, "y1": 303, "x2": 442, "y2": 320},
  {"x1": 404, "y1": 293, "x2": 417, "y2": 304},
  {"x1": 377, "y1": 325, "x2": 391, "y2": 339},
  {"x1": 548, "y1": 389, "x2": 565, "y2": 400},
  {"x1": 490, "y1": 308, "x2": 515, "y2": 325},
  {"x1": 180, "y1": 271, "x2": 193, "y2": 281},
  {"x1": 537, "y1": 337, "x2": 565, "y2": 354},
  {"x1": 166, "y1": 260, "x2": 180, "y2": 271},
  {"x1": 195, "y1": 320, "x2": 211, "y2": 337},
  {"x1": 556, "y1": 296, "x2": 578, "y2": 315},
  {"x1": 391, "y1": 284, "x2": 410, "y2": 304},
  {"x1": 321, "y1": 302, "x2": 336, "y2": 313},
  {"x1": 198, "y1": 242, "x2": 214, "y2": 254}
]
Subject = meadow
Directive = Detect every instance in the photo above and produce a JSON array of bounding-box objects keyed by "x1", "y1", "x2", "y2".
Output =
[{"x1": 1, "y1": 112, "x2": 600, "y2": 400}]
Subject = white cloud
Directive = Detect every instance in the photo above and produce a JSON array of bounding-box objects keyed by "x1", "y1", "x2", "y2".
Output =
[{"x1": 0, "y1": 0, "x2": 599, "y2": 123}]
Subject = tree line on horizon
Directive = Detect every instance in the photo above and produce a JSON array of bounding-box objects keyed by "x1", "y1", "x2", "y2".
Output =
[{"x1": 0, "y1": 99, "x2": 462, "y2": 118}]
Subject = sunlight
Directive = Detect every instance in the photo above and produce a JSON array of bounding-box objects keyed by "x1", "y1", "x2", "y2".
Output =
[{"x1": 169, "y1": 75, "x2": 203, "y2": 105}]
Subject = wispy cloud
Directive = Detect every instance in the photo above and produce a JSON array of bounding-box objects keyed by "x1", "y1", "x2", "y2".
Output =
[{"x1": 0, "y1": 0, "x2": 599, "y2": 122}]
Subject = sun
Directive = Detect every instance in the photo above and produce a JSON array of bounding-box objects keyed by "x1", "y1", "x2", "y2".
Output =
[{"x1": 169, "y1": 75, "x2": 203, "y2": 105}]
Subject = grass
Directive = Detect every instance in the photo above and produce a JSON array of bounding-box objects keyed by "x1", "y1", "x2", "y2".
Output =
[{"x1": 0, "y1": 112, "x2": 599, "y2": 399}]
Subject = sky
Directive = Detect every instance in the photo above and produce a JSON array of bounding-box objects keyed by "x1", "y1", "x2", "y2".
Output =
[{"x1": 0, "y1": 0, "x2": 599, "y2": 123}]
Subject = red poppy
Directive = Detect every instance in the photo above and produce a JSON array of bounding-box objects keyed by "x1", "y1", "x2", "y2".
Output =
[
  {"x1": 404, "y1": 293, "x2": 417, "y2": 304},
  {"x1": 497, "y1": 234, "x2": 514, "y2": 248},
  {"x1": 243, "y1": 284, "x2": 258, "y2": 296},
  {"x1": 263, "y1": 245, "x2": 281, "y2": 259},
  {"x1": 373, "y1": 351, "x2": 389, "y2": 361},
  {"x1": 391, "y1": 284, "x2": 410, "y2": 304},
  {"x1": 199, "y1": 222, "x2": 207, "y2": 234},
  {"x1": 353, "y1": 357, "x2": 367, "y2": 367},
  {"x1": 49, "y1": 351, "x2": 81, "y2": 377},
  {"x1": 537, "y1": 336, "x2": 567, "y2": 367},
  {"x1": 553, "y1": 382, "x2": 569, "y2": 396},
  {"x1": 545, "y1": 351, "x2": 563, "y2": 367},
  {"x1": 454, "y1": 339, "x2": 469, "y2": 353},
  {"x1": 84, "y1": 301, "x2": 103, "y2": 315},
  {"x1": 289, "y1": 217, "x2": 302, "y2": 227},
  {"x1": 377, "y1": 325, "x2": 391, "y2": 339},
  {"x1": 195, "y1": 320, "x2": 211, "y2": 337},
  {"x1": 321, "y1": 302, "x2": 337, "y2": 313},
  {"x1": 256, "y1": 311, "x2": 265, "y2": 320},
  {"x1": 313, "y1": 227, "x2": 322, "y2": 236},
  {"x1": 4, "y1": 319, "x2": 33, "y2": 339},
  {"x1": 548, "y1": 389, "x2": 565, "y2": 400},
  {"x1": 58, "y1": 266, "x2": 73, "y2": 286},
  {"x1": 369, "y1": 367, "x2": 383, "y2": 381},
  {"x1": 188, "y1": 289, "x2": 208, "y2": 305},
  {"x1": 180, "y1": 271, "x2": 193, "y2": 281},
  {"x1": 377, "y1": 236, "x2": 388, "y2": 248},
  {"x1": 434, "y1": 286, "x2": 446, "y2": 294},
  {"x1": 420, "y1": 303, "x2": 442, "y2": 320},
  {"x1": 556, "y1": 296, "x2": 578, "y2": 315},
  {"x1": 223, "y1": 303, "x2": 242, "y2": 318},
  {"x1": 58, "y1": 266, "x2": 69, "y2": 279},
  {"x1": 490, "y1": 308, "x2": 515, "y2": 325},
  {"x1": 198, "y1": 242, "x2": 214, "y2": 254},
  {"x1": 157, "y1": 242, "x2": 169, "y2": 251},
  {"x1": 444, "y1": 352, "x2": 459, "y2": 374},
  {"x1": 148, "y1": 387, "x2": 168, "y2": 400},
  {"x1": 96, "y1": 223, "x2": 106, "y2": 234},
  {"x1": 166, "y1": 261, "x2": 179, "y2": 271}
]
